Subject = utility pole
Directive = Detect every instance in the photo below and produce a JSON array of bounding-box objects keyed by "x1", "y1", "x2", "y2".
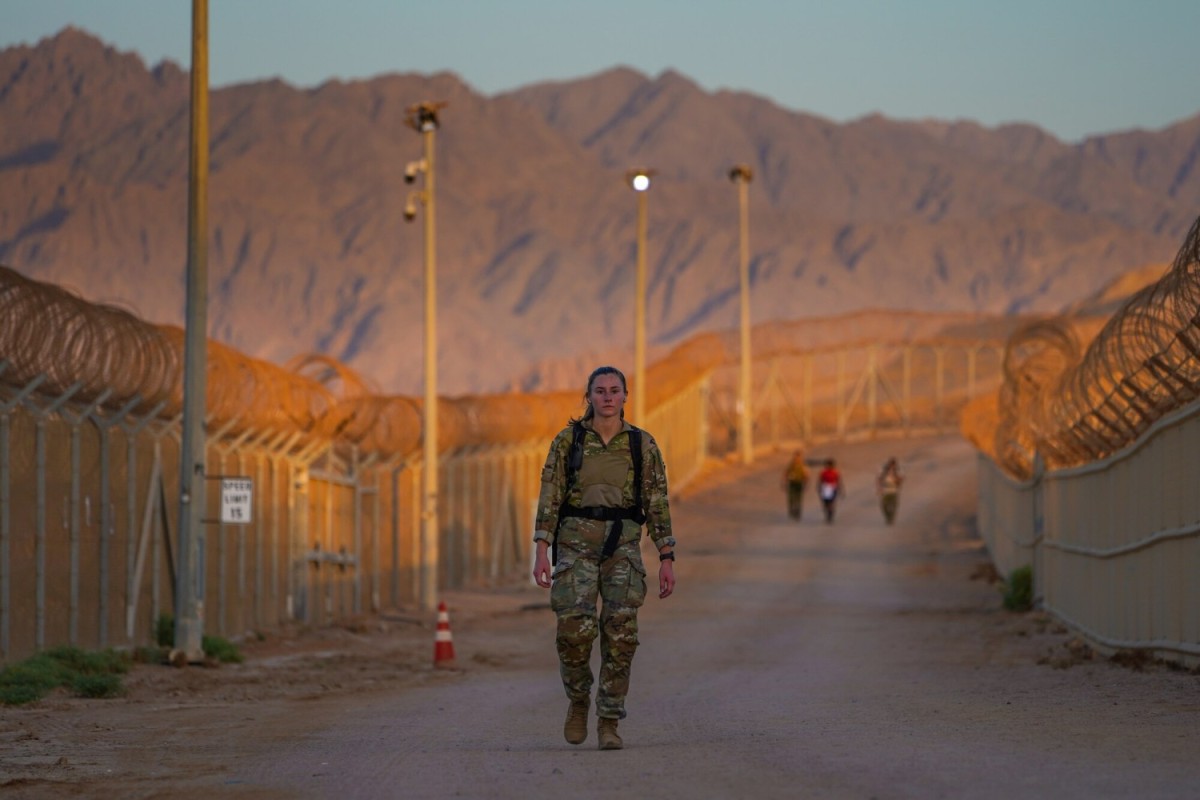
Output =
[
  {"x1": 730, "y1": 164, "x2": 755, "y2": 464},
  {"x1": 404, "y1": 102, "x2": 445, "y2": 611},
  {"x1": 626, "y1": 169, "x2": 655, "y2": 425},
  {"x1": 176, "y1": 0, "x2": 209, "y2": 662}
]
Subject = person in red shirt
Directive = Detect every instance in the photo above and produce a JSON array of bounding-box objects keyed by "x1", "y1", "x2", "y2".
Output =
[{"x1": 817, "y1": 458, "x2": 845, "y2": 523}]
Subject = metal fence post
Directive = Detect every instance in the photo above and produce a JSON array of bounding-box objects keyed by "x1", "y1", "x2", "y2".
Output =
[
  {"x1": 867, "y1": 346, "x2": 879, "y2": 435},
  {"x1": 92, "y1": 400, "x2": 130, "y2": 648},
  {"x1": 120, "y1": 402, "x2": 165, "y2": 647},
  {"x1": 903, "y1": 347, "x2": 913, "y2": 435},
  {"x1": 29, "y1": 382, "x2": 82, "y2": 651},
  {"x1": 935, "y1": 347, "x2": 946, "y2": 432},
  {"x1": 58, "y1": 389, "x2": 116, "y2": 648}
]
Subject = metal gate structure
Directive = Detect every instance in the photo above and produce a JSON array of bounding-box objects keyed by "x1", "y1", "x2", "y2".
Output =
[{"x1": 706, "y1": 341, "x2": 1005, "y2": 454}]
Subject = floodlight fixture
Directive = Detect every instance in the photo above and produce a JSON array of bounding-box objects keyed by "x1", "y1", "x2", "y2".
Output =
[
  {"x1": 626, "y1": 168, "x2": 656, "y2": 192},
  {"x1": 729, "y1": 164, "x2": 754, "y2": 183},
  {"x1": 406, "y1": 101, "x2": 447, "y2": 133}
]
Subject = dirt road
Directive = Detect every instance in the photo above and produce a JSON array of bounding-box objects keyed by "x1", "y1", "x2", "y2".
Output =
[{"x1": 2, "y1": 435, "x2": 1198, "y2": 799}]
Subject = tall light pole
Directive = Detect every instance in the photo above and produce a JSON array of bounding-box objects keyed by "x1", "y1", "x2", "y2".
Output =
[
  {"x1": 730, "y1": 164, "x2": 754, "y2": 464},
  {"x1": 404, "y1": 101, "x2": 445, "y2": 611},
  {"x1": 176, "y1": 0, "x2": 209, "y2": 662},
  {"x1": 626, "y1": 168, "x2": 655, "y2": 425}
]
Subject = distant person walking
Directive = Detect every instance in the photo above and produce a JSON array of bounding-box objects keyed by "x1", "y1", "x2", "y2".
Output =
[
  {"x1": 876, "y1": 457, "x2": 904, "y2": 524},
  {"x1": 531, "y1": 366, "x2": 676, "y2": 751},
  {"x1": 817, "y1": 458, "x2": 845, "y2": 523},
  {"x1": 782, "y1": 449, "x2": 809, "y2": 520}
]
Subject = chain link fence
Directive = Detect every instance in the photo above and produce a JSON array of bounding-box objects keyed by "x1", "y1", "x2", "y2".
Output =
[{"x1": 0, "y1": 265, "x2": 715, "y2": 662}]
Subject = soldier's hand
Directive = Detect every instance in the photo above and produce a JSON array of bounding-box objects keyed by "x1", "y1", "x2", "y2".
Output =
[
  {"x1": 532, "y1": 548, "x2": 552, "y2": 589},
  {"x1": 658, "y1": 560, "x2": 675, "y2": 599}
]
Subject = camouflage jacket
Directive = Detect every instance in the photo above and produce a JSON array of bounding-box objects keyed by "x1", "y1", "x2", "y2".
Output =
[{"x1": 534, "y1": 419, "x2": 675, "y2": 554}]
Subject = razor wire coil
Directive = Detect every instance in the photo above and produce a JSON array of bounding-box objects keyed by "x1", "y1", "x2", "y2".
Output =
[
  {"x1": 987, "y1": 214, "x2": 1200, "y2": 477},
  {"x1": 12, "y1": 211, "x2": 1200, "y2": 473}
]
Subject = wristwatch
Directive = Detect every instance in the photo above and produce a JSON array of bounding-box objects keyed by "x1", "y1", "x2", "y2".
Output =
[{"x1": 658, "y1": 551, "x2": 675, "y2": 562}]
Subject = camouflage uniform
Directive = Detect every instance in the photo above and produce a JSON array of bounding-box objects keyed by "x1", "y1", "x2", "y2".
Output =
[
  {"x1": 877, "y1": 462, "x2": 903, "y2": 524},
  {"x1": 784, "y1": 454, "x2": 808, "y2": 520},
  {"x1": 534, "y1": 419, "x2": 674, "y2": 720}
]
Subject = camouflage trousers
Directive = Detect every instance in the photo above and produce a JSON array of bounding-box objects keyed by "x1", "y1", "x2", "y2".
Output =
[
  {"x1": 881, "y1": 492, "x2": 899, "y2": 524},
  {"x1": 550, "y1": 531, "x2": 647, "y2": 720}
]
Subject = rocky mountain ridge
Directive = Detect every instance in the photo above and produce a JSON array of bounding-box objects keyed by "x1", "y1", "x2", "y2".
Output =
[{"x1": 1, "y1": 28, "x2": 1196, "y2": 394}]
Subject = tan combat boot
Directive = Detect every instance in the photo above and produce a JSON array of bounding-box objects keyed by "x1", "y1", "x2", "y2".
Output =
[
  {"x1": 597, "y1": 717, "x2": 623, "y2": 750},
  {"x1": 564, "y1": 700, "x2": 589, "y2": 745}
]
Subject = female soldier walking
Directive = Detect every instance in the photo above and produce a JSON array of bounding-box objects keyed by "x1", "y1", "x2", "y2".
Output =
[{"x1": 532, "y1": 366, "x2": 676, "y2": 750}]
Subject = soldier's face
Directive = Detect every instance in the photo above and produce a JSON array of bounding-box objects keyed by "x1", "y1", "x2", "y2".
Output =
[{"x1": 589, "y1": 374, "x2": 626, "y2": 419}]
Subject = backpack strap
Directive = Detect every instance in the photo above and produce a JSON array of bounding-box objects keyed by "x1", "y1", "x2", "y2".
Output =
[
  {"x1": 629, "y1": 427, "x2": 645, "y2": 522},
  {"x1": 566, "y1": 421, "x2": 586, "y2": 487},
  {"x1": 553, "y1": 422, "x2": 588, "y2": 565}
]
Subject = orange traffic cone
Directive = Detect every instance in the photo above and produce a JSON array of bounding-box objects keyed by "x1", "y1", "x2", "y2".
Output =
[{"x1": 434, "y1": 601, "x2": 456, "y2": 667}]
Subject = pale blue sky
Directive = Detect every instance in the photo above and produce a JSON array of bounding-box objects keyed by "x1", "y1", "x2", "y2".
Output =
[{"x1": 6, "y1": 0, "x2": 1200, "y2": 142}]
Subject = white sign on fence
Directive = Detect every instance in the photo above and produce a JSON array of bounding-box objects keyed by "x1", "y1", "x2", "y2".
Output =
[{"x1": 220, "y1": 477, "x2": 254, "y2": 524}]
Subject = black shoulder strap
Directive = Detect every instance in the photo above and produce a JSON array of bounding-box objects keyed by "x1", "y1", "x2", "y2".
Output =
[
  {"x1": 554, "y1": 422, "x2": 588, "y2": 565},
  {"x1": 566, "y1": 421, "x2": 586, "y2": 488},
  {"x1": 629, "y1": 426, "x2": 644, "y2": 518}
]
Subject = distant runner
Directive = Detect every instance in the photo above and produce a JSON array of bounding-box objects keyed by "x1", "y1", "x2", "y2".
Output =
[
  {"x1": 876, "y1": 457, "x2": 904, "y2": 524},
  {"x1": 817, "y1": 458, "x2": 845, "y2": 523},
  {"x1": 782, "y1": 449, "x2": 809, "y2": 521}
]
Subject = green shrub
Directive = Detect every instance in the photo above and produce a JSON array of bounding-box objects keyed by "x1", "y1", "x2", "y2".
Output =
[
  {"x1": 17, "y1": 653, "x2": 72, "y2": 686},
  {"x1": 41, "y1": 646, "x2": 90, "y2": 672},
  {"x1": 88, "y1": 648, "x2": 132, "y2": 675},
  {"x1": 0, "y1": 646, "x2": 132, "y2": 706},
  {"x1": 1003, "y1": 565, "x2": 1034, "y2": 611},
  {"x1": 155, "y1": 613, "x2": 175, "y2": 647},
  {"x1": 0, "y1": 682, "x2": 46, "y2": 706},
  {"x1": 71, "y1": 672, "x2": 125, "y2": 699},
  {"x1": 133, "y1": 645, "x2": 169, "y2": 664},
  {"x1": 0, "y1": 658, "x2": 65, "y2": 705},
  {"x1": 44, "y1": 646, "x2": 130, "y2": 676},
  {"x1": 202, "y1": 635, "x2": 244, "y2": 664}
]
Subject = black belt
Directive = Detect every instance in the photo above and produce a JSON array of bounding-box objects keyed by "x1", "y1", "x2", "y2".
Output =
[
  {"x1": 560, "y1": 504, "x2": 647, "y2": 524},
  {"x1": 559, "y1": 504, "x2": 647, "y2": 560}
]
